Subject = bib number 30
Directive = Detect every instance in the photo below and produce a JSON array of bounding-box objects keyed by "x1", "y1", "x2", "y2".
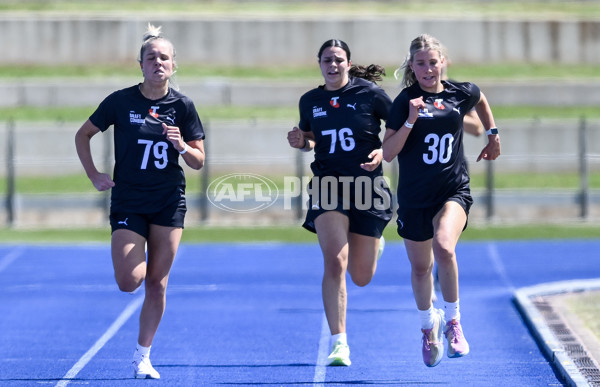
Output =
[{"x1": 423, "y1": 133, "x2": 454, "y2": 164}]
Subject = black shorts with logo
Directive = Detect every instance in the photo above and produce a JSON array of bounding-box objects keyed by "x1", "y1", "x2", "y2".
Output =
[{"x1": 110, "y1": 199, "x2": 187, "y2": 239}]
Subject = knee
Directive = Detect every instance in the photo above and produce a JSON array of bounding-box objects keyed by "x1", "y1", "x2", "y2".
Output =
[
  {"x1": 432, "y1": 241, "x2": 455, "y2": 264},
  {"x1": 411, "y1": 259, "x2": 433, "y2": 279},
  {"x1": 144, "y1": 276, "x2": 167, "y2": 299},
  {"x1": 348, "y1": 259, "x2": 375, "y2": 287},
  {"x1": 115, "y1": 273, "x2": 144, "y2": 293},
  {"x1": 323, "y1": 253, "x2": 346, "y2": 279},
  {"x1": 350, "y1": 272, "x2": 373, "y2": 287}
]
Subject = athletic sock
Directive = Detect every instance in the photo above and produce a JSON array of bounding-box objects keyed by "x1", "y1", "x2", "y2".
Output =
[
  {"x1": 444, "y1": 300, "x2": 460, "y2": 321},
  {"x1": 418, "y1": 306, "x2": 435, "y2": 330},
  {"x1": 134, "y1": 343, "x2": 151, "y2": 361},
  {"x1": 331, "y1": 332, "x2": 347, "y2": 347}
]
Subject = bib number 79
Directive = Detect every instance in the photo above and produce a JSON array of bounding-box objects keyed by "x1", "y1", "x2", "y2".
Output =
[
  {"x1": 423, "y1": 133, "x2": 454, "y2": 164},
  {"x1": 138, "y1": 139, "x2": 169, "y2": 169},
  {"x1": 322, "y1": 128, "x2": 356, "y2": 154}
]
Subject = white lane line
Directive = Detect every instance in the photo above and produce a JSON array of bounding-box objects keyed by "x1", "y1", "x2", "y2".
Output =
[
  {"x1": 487, "y1": 242, "x2": 515, "y2": 291},
  {"x1": 313, "y1": 313, "x2": 329, "y2": 386},
  {"x1": 55, "y1": 295, "x2": 144, "y2": 387},
  {"x1": 0, "y1": 246, "x2": 24, "y2": 274}
]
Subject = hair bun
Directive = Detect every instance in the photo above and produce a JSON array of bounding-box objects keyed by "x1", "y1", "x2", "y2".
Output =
[{"x1": 142, "y1": 23, "x2": 162, "y2": 42}]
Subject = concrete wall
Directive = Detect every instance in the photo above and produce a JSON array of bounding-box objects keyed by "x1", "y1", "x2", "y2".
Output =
[{"x1": 1, "y1": 14, "x2": 600, "y2": 66}]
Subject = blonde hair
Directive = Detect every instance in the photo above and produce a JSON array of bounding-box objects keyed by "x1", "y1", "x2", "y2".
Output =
[
  {"x1": 394, "y1": 34, "x2": 445, "y2": 88},
  {"x1": 137, "y1": 23, "x2": 179, "y2": 89},
  {"x1": 137, "y1": 23, "x2": 176, "y2": 65}
]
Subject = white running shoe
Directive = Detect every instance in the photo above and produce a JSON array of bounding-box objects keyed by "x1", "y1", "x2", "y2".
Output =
[
  {"x1": 132, "y1": 355, "x2": 160, "y2": 379},
  {"x1": 327, "y1": 340, "x2": 351, "y2": 366}
]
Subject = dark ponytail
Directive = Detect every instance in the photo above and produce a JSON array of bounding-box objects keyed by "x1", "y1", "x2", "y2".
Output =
[{"x1": 349, "y1": 64, "x2": 386, "y2": 84}]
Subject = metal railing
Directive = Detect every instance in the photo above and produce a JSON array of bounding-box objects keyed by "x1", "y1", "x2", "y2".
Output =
[{"x1": 2, "y1": 117, "x2": 599, "y2": 227}]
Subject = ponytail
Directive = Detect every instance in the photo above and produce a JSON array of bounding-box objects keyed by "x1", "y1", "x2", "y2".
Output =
[{"x1": 349, "y1": 64, "x2": 386, "y2": 84}]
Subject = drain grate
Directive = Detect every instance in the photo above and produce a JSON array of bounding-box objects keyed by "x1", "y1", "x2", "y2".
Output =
[{"x1": 534, "y1": 297, "x2": 600, "y2": 386}]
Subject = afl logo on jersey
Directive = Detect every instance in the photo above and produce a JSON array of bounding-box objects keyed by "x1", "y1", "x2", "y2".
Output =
[
  {"x1": 330, "y1": 97, "x2": 340, "y2": 108},
  {"x1": 433, "y1": 99, "x2": 445, "y2": 110}
]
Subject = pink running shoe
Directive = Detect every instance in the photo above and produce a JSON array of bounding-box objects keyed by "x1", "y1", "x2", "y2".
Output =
[
  {"x1": 445, "y1": 319, "x2": 470, "y2": 358},
  {"x1": 421, "y1": 308, "x2": 445, "y2": 367}
]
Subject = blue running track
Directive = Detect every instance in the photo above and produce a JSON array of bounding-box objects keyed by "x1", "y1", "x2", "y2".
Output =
[{"x1": 1, "y1": 240, "x2": 599, "y2": 386}]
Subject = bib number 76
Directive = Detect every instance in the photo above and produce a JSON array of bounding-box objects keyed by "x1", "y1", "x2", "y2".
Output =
[
  {"x1": 423, "y1": 133, "x2": 454, "y2": 164},
  {"x1": 322, "y1": 128, "x2": 356, "y2": 154}
]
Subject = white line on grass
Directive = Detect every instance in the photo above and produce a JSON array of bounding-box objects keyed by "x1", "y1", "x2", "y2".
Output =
[
  {"x1": 313, "y1": 313, "x2": 329, "y2": 386},
  {"x1": 55, "y1": 295, "x2": 144, "y2": 387},
  {"x1": 0, "y1": 246, "x2": 24, "y2": 274}
]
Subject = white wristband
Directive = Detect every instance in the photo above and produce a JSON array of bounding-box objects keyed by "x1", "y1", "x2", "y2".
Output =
[
  {"x1": 301, "y1": 138, "x2": 311, "y2": 152},
  {"x1": 179, "y1": 145, "x2": 188, "y2": 155},
  {"x1": 404, "y1": 121, "x2": 414, "y2": 129},
  {"x1": 485, "y1": 127, "x2": 499, "y2": 136}
]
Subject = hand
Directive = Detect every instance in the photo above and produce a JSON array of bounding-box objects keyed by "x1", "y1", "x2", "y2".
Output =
[
  {"x1": 162, "y1": 122, "x2": 185, "y2": 152},
  {"x1": 287, "y1": 126, "x2": 305, "y2": 149},
  {"x1": 407, "y1": 96, "x2": 425, "y2": 124},
  {"x1": 360, "y1": 149, "x2": 383, "y2": 171},
  {"x1": 90, "y1": 172, "x2": 115, "y2": 192},
  {"x1": 476, "y1": 135, "x2": 501, "y2": 161}
]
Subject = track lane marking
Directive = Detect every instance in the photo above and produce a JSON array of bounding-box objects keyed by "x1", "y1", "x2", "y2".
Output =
[
  {"x1": 487, "y1": 242, "x2": 515, "y2": 291},
  {"x1": 313, "y1": 313, "x2": 329, "y2": 386},
  {"x1": 0, "y1": 246, "x2": 24, "y2": 274},
  {"x1": 55, "y1": 295, "x2": 144, "y2": 387}
]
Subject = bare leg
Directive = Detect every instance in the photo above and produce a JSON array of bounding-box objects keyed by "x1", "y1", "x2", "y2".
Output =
[
  {"x1": 315, "y1": 211, "x2": 349, "y2": 335},
  {"x1": 137, "y1": 224, "x2": 181, "y2": 347},
  {"x1": 432, "y1": 201, "x2": 466, "y2": 304},
  {"x1": 347, "y1": 233, "x2": 380, "y2": 287}
]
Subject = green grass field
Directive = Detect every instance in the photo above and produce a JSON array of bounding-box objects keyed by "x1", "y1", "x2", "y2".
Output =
[
  {"x1": 2, "y1": 0, "x2": 600, "y2": 18},
  {"x1": 1, "y1": 222, "x2": 598, "y2": 244},
  {"x1": 2, "y1": 169, "x2": 599, "y2": 195}
]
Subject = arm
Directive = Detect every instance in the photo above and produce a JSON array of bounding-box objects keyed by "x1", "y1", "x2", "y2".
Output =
[
  {"x1": 382, "y1": 127, "x2": 410, "y2": 162},
  {"x1": 474, "y1": 92, "x2": 501, "y2": 161},
  {"x1": 382, "y1": 96, "x2": 424, "y2": 162},
  {"x1": 74, "y1": 119, "x2": 115, "y2": 191},
  {"x1": 463, "y1": 109, "x2": 483, "y2": 137},
  {"x1": 180, "y1": 139, "x2": 205, "y2": 170},
  {"x1": 287, "y1": 126, "x2": 315, "y2": 152},
  {"x1": 162, "y1": 122, "x2": 205, "y2": 170}
]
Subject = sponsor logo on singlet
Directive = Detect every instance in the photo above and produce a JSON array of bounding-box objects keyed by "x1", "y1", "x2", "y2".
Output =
[
  {"x1": 330, "y1": 96, "x2": 340, "y2": 108},
  {"x1": 149, "y1": 106, "x2": 160, "y2": 118},
  {"x1": 313, "y1": 106, "x2": 327, "y2": 118},
  {"x1": 418, "y1": 108, "x2": 434, "y2": 118},
  {"x1": 129, "y1": 111, "x2": 145, "y2": 124}
]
